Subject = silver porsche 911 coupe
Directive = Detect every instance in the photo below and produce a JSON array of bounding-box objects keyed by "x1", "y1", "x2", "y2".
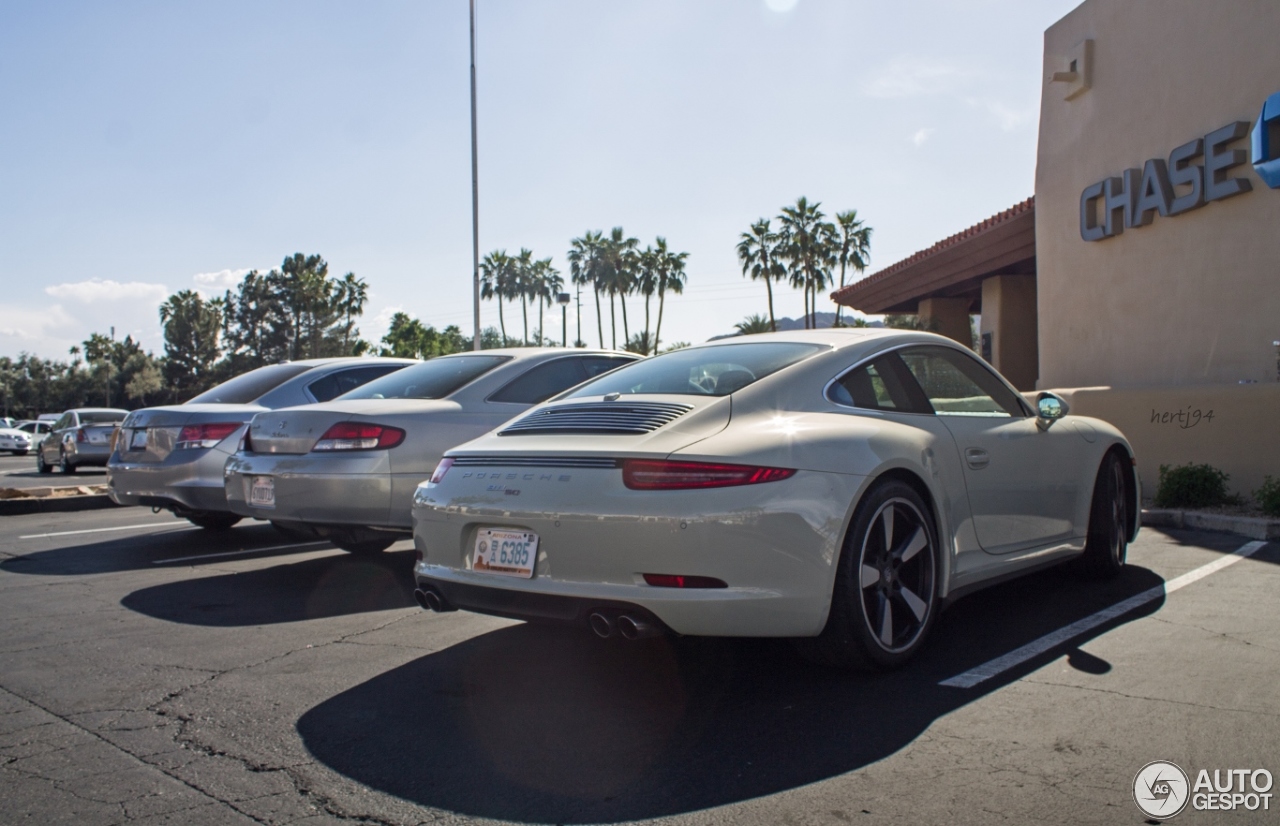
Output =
[
  {"x1": 410, "y1": 329, "x2": 1140, "y2": 670},
  {"x1": 223, "y1": 348, "x2": 638, "y2": 553}
]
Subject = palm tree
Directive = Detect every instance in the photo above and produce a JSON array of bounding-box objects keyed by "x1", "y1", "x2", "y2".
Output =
[
  {"x1": 653, "y1": 244, "x2": 688, "y2": 355},
  {"x1": 833, "y1": 210, "x2": 872, "y2": 327},
  {"x1": 480, "y1": 250, "x2": 515, "y2": 344},
  {"x1": 777, "y1": 197, "x2": 836, "y2": 329},
  {"x1": 734, "y1": 314, "x2": 773, "y2": 335},
  {"x1": 568, "y1": 231, "x2": 606, "y2": 348},
  {"x1": 532, "y1": 257, "x2": 562, "y2": 346},
  {"x1": 513, "y1": 249, "x2": 539, "y2": 345},
  {"x1": 635, "y1": 244, "x2": 659, "y2": 354},
  {"x1": 736, "y1": 218, "x2": 784, "y2": 332},
  {"x1": 600, "y1": 227, "x2": 639, "y2": 349},
  {"x1": 332, "y1": 272, "x2": 368, "y2": 351}
]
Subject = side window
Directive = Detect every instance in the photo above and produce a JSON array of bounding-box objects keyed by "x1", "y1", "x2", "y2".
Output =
[
  {"x1": 307, "y1": 365, "x2": 406, "y2": 403},
  {"x1": 489, "y1": 358, "x2": 593, "y2": 405},
  {"x1": 580, "y1": 356, "x2": 636, "y2": 378},
  {"x1": 828, "y1": 354, "x2": 932, "y2": 414},
  {"x1": 53, "y1": 414, "x2": 72, "y2": 431},
  {"x1": 898, "y1": 346, "x2": 1026, "y2": 417}
]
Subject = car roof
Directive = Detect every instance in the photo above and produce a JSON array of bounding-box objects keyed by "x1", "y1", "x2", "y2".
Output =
[
  {"x1": 67, "y1": 408, "x2": 130, "y2": 415},
  {"x1": 686, "y1": 327, "x2": 966, "y2": 352}
]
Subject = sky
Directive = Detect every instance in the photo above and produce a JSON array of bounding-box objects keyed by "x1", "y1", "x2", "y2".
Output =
[{"x1": 0, "y1": 0, "x2": 1082, "y2": 360}]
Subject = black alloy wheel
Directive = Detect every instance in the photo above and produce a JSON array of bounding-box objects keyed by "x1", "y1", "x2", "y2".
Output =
[
  {"x1": 1080, "y1": 452, "x2": 1129, "y2": 579},
  {"x1": 797, "y1": 479, "x2": 939, "y2": 671}
]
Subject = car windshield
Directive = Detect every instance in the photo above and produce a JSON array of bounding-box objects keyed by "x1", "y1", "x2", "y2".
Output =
[
  {"x1": 338, "y1": 355, "x2": 510, "y2": 400},
  {"x1": 186, "y1": 363, "x2": 315, "y2": 404},
  {"x1": 564, "y1": 342, "x2": 824, "y2": 398},
  {"x1": 79, "y1": 411, "x2": 127, "y2": 424}
]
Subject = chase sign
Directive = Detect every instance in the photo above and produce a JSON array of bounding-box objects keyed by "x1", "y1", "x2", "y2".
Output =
[{"x1": 1080, "y1": 92, "x2": 1279, "y2": 241}]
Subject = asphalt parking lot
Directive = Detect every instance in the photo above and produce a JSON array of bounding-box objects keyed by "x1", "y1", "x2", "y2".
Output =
[
  {"x1": 0, "y1": 504, "x2": 1276, "y2": 825},
  {"x1": 0, "y1": 451, "x2": 107, "y2": 489}
]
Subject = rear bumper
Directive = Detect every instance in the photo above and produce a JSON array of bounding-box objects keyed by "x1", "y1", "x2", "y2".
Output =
[
  {"x1": 64, "y1": 444, "x2": 113, "y2": 466},
  {"x1": 107, "y1": 447, "x2": 234, "y2": 512},
  {"x1": 224, "y1": 451, "x2": 409, "y2": 528}
]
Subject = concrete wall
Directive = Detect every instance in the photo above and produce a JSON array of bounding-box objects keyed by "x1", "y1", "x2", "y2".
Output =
[
  {"x1": 1036, "y1": 0, "x2": 1280, "y2": 389},
  {"x1": 1033, "y1": 383, "x2": 1280, "y2": 502},
  {"x1": 980, "y1": 275, "x2": 1038, "y2": 391}
]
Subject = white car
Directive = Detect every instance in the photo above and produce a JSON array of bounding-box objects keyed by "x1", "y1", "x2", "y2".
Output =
[
  {"x1": 0, "y1": 427, "x2": 32, "y2": 455},
  {"x1": 411, "y1": 329, "x2": 1140, "y2": 670}
]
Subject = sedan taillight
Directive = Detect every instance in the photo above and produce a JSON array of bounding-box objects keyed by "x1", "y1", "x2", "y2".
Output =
[
  {"x1": 621, "y1": 459, "x2": 796, "y2": 490},
  {"x1": 176, "y1": 422, "x2": 242, "y2": 450},
  {"x1": 312, "y1": 422, "x2": 405, "y2": 452},
  {"x1": 76, "y1": 429, "x2": 87, "y2": 443}
]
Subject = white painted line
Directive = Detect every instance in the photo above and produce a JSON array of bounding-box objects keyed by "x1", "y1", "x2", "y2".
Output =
[
  {"x1": 151, "y1": 541, "x2": 332, "y2": 565},
  {"x1": 939, "y1": 540, "x2": 1268, "y2": 689},
  {"x1": 19, "y1": 522, "x2": 190, "y2": 540}
]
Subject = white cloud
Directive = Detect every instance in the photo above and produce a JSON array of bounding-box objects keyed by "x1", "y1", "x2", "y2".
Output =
[
  {"x1": 864, "y1": 57, "x2": 973, "y2": 99},
  {"x1": 912, "y1": 128, "x2": 936, "y2": 147},
  {"x1": 192, "y1": 267, "x2": 258, "y2": 294},
  {"x1": 45, "y1": 278, "x2": 170, "y2": 304},
  {"x1": 0, "y1": 303, "x2": 79, "y2": 346}
]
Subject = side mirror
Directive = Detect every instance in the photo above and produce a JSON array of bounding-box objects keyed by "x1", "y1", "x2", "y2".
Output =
[{"x1": 1036, "y1": 392, "x2": 1069, "y2": 428}]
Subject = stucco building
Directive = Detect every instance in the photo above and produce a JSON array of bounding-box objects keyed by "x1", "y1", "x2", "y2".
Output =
[{"x1": 833, "y1": 0, "x2": 1280, "y2": 497}]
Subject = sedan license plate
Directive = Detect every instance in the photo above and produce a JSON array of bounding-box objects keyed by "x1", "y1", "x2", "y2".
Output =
[
  {"x1": 473, "y1": 529, "x2": 539, "y2": 578},
  {"x1": 130, "y1": 429, "x2": 148, "y2": 450},
  {"x1": 87, "y1": 429, "x2": 108, "y2": 444},
  {"x1": 250, "y1": 476, "x2": 275, "y2": 508}
]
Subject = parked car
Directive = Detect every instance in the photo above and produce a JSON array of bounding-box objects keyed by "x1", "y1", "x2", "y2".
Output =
[
  {"x1": 224, "y1": 348, "x2": 638, "y2": 553},
  {"x1": 0, "y1": 426, "x2": 32, "y2": 455},
  {"x1": 38, "y1": 408, "x2": 130, "y2": 473},
  {"x1": 410, "y1": 329, "x2": 1140, "y2": 671},
  {"x1": 15, "y1": 420, "x2": 54, "y2": 450},
  {"x1": 108, "y1": 357, "x2": 414, "y2": 529}
]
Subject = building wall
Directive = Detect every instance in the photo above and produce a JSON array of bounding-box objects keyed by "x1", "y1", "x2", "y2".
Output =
[{"x1": 1036, "y1": 0, "x2": 1280, "y2": 389}]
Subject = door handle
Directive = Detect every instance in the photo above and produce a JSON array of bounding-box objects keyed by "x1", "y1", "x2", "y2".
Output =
[{"x1": 964, "y1": 447, "x2": 990, "y2": 469}]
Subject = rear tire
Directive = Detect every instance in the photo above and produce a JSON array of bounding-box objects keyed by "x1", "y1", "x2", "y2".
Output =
[
  {"x1": 59, "y1": 452, "x2": 75, "y2": 474},
  {"x1": 270, "y1": 520, "x2": 321, "y2": 540},
  {"x1": 185, "y1": 512, "x2": 242, "y2": 531},
  {"x1": 37, "y1": 451, "x2": 52, "y2": 474},
  {"x1": 1080, "y1": 452, "x2": 1129, "y2": 579},
  {"x1": 796, "y1": 479, "x2": 939, "y2": 671},
  {"x1": 12, "y1": 450, "x2": 28, "y2": 456}
]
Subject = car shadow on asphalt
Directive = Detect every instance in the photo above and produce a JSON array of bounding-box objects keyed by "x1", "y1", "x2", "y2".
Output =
[
  {"x1": 119, "y1": 549, "x2": 419, "y2": 625},
  {"x1": 0, "y1": 520, "x2": 331, "y2": 576},
  {"x1": 295, "y1": 562, "x2": 1166, "y2": 823}
]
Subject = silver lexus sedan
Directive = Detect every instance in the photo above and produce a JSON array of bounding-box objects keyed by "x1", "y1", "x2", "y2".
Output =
[
  {"x1": 108, "y1": 357, "x2": 414, "y2": 529},
  {"x1": 38, "y1": 408, "x2": 129, "y2": 473},
  {"x1": 224, "y1": 348, "x2": 637, "y2": 553},
  {"x1": 411, "y1": 330, "x2": 1141, "y2": 670}
]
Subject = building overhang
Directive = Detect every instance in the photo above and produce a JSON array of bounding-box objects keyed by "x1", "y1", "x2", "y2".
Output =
[{"x1": 831, "y1": 196, "x2": 1036, "y2": 314}]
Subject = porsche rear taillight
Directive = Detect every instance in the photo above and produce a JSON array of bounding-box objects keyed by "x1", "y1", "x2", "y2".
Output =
[
  {"x1": 312, "y1": 422, "x2": 405, "y2": 452},
  {"x1": 176, "y1": 422, "x2": 241, "y2": 450},
  {"x1": 621, "y1": 459, "x2": 796, "y2": 490},
  {"x1": 427, "y1": 457, "x2": 454, "y2": 486}
]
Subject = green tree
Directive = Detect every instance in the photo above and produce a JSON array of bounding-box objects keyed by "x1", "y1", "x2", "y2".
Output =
[
  {"x1": 833, "y1": 210, "x2": 872, "y2": 327},
  {"x1": 652, "y1": 241, "x2": 687, "y2": 355},
  {"x1": 480, "y1": 250, "x2": 517, "y2": 345},
  {"x1": 777, "y1": 197, "x2": 836, "y2": 329},
  {"x1": 737, "y1": 218, "x2": 785, "y2": 332},
  {"x1": 333, "y1": 272, "x2": 369, "y2": 353},
  {"x1": 160, "y1": 290, "x2": 223, "y2": 396},
  {"x1": 568, "y1": 231, "x2": 607, "y2": 349},
  {"x1": 124, "y1": 355, "x2": 163, "y2": 404},
  {"x1": 734, "y1": 314, "x2": 773, "y2": 335},
  {"x1": 600, "y1": 227, "x2": 639, "y2": 349}
]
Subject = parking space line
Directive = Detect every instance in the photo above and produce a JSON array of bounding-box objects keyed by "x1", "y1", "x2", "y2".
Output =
[
  {"x1": 151, "y1": 541, "x2": 333, "y2": 565},
  {"x1": 19, "y1": 522, "x2": 190, "y2": 540},
  {"x1": 939, "y1": 540, "x2": 1267, "y2": 689}
]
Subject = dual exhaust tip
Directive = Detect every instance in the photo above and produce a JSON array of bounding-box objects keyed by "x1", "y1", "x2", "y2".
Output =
[
  {"x1": 414, "y1": 588, "x2": 660, "y2": 641},
  {"x1": 589, "y1": 610, "x2": 661, "y2": 641},
  {"x1": 414, "y1": 587, "x2": 456, "y2": 613}
]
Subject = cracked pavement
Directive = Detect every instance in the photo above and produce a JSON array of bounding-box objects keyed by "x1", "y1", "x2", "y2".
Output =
[{"x1": 0, "y1": 504, "x2": 1276, "y2": 824}]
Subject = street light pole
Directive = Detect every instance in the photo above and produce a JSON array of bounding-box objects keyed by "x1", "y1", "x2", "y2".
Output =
[
  {"x1": 557, "y1": 292, "x2": 570, "y2": 348},
  {"x1": 469, "y1": 0, "x2": 481, "y2": 350}
]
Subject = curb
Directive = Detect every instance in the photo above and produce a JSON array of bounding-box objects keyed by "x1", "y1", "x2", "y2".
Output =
[
  {"x1": 1142, "y1": 508, "x2": 1280, "y2": 541},
  {"x1": 0, "y1": 486, "x2": 124, "y2": 516}
]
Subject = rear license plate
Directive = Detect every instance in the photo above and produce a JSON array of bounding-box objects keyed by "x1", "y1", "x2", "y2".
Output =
[
  {"x1": 130, "y1": 429, "x2": 148, "y2": 450},
  {"x1": 250, "y1": 476, "x2": 275, "y2": 508},
  {"x1": 88, "y1": 430, "x2": 108, "y2": 444},
  {"x1": 472, "y1": 529, "x2": 539, "y2": 578}
]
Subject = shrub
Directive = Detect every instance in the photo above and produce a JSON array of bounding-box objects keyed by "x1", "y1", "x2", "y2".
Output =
[
  {"x1": 1153, "y1": 463, "x2": 1232, "y2": 509},
  {"x1": 1255, "y1": 476, "x2": 1280, "y2": 517}
]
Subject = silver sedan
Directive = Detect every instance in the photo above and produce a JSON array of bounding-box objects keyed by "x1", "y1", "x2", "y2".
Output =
[
  {"x1": 224, "y1": 348, "x2": 637, "y2": 553},
  {"x1": 108, "y1": 358, "x2": 414, "y2": 529},
  {"x1": 38, "y1": 408, "x2": 129, "y2": 473},
  {"x1": 411, "y1": 330, "x2": 1141, "y2": 670}
]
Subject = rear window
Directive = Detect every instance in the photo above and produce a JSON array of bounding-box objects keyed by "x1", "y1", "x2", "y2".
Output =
[
  {"x1": 564, "y1": 342, "x2": 823, "y2": 398},
  {"x1": 489, "y1": 356, "x2": 636, "y2": 405},
  {"x1": 306, "y1": 364, "x2": 408, "y2": 402},
  {"x1": 338, "y1": 355, "x2": 509, "y2": 400},
  {"x1": 186, "y1": 363, "x2": 314, "y2": 405},
  {"x1": 79, "y1": 411, "x2": 127, "y2": 424}
]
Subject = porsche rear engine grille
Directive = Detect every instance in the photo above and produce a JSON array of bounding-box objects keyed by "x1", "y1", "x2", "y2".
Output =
[
  {"x1": 498, "y1": 401, "x2": 694, "y2": 435},
  {"x1": 449, "y1": 455, "x2": 620, "y2": 469}
]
